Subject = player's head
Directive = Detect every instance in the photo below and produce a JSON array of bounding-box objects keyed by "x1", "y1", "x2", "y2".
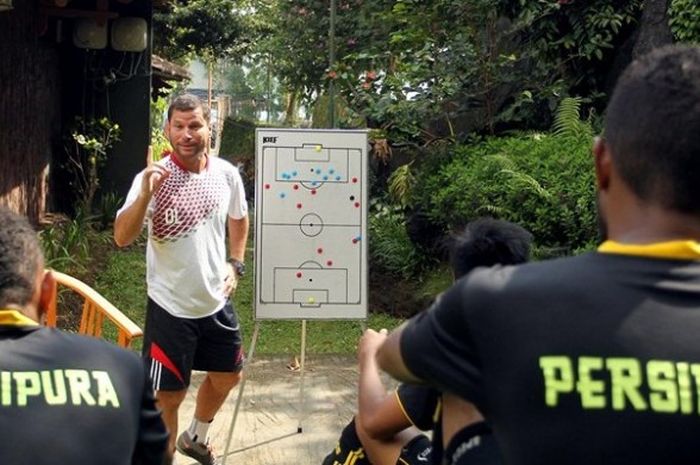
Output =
[
  {"x1": 600, "y1": 45, "x2": 700, "y2": 214},
  {"x1": 0, "y1": 207, "x2": 54, "y2": 322},
  {"x1": 165, "y1": 94, "x2": 211, "y2": 161},
  {"x1": 167, "y1": 94, "x2": 210, "y2": 123},
  {"x1": 449, "y1": 218, "x2": 532, "y2": 279}
]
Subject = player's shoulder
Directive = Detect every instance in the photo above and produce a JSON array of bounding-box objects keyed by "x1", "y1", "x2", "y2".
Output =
[
  {"x1": 461, "y1": 252, "x2": 599, "y2": 296},
  {"x1": 208, "y1": 155, "x2": 238, "y2": 172}
]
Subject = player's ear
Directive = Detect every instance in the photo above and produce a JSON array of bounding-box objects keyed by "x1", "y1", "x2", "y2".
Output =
[
  {"x1": 593, "y1": 137, "x2": 611, "y2": 192},
  {"x1": 37, "y1": 270, "x2": 56, "y2": 325}
]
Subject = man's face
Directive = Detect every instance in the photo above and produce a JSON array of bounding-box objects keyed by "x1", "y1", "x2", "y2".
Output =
[{"x1": 165, "y1": 107, "x2": 209, "y2": 161}]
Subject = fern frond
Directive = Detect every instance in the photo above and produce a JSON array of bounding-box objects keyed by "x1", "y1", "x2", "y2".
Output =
[
  {"x1": 553, "y1": 97, "x2": 583, "y2": 137},
  {"x1": 484, "y1": 154, "x2": 516, "y2": 170},
  {"x1": 477, "y1": 204, "x2": 507, "y2": 216},
  {"x1": 499, "y1": 169, "x2": 553, "y2": 200},
  {"x1": 388, "y1": 162, "x2": 416, "y2": 208}
]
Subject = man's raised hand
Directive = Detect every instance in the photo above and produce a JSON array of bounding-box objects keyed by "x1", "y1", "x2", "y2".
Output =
[{"x1": 140, "y1": 164, "x2": 170, "y2": 199}]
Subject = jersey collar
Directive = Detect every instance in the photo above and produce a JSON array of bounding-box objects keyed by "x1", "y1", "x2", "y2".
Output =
[
  {"x1": 168, "y1": 153, "x2": 209, "y2": 173},
  {"x1": 0, "y1": 309, "x2": 39, "y2": 328},
  {"x1": 598, "y1": 240, "x2": 700, "y2": 260}
]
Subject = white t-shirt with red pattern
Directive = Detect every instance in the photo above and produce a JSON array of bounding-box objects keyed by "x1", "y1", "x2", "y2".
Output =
[{"x1": 118, "y1": 155, "x2": 248, "y2": 318}]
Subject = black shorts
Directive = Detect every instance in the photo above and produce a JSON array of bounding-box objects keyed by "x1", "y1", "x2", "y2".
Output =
[
  {"x1": 143, "y1": 297, "x2": 244, "y2": 391},
  {"x1": 397, "y1": 434, "x2": 432, "y2": 465}
]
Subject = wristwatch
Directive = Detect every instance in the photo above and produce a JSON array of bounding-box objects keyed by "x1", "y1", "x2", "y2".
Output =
[{"x1": 227, "y1": 257, "x2": 246, "y2": 277}]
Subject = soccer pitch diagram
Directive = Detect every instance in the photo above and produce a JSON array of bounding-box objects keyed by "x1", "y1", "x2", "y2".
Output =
[{"x1": 254, "y1": 129, "x2": 368, "y2": 320}]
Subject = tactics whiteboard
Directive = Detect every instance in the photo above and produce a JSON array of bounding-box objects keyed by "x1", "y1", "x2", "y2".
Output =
[{"x1": 254, "y1": 129, "x2": 368, "y2": 320}]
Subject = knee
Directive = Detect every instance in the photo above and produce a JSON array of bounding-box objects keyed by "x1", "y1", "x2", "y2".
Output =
[
  {"x1": 156, "y1": 389, "x2": 187, "y2": 411},
  {"x1": 208, "y1": 371, "x2": 242, "y2": 393}
]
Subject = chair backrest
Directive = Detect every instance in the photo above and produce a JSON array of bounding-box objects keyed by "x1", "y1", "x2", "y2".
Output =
[{"x1": 45, "y1": 270, "x2": 143, "y2": 349}]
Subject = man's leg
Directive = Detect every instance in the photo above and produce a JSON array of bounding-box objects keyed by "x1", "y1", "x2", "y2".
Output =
[
  {"x1": 178, "y1": 302, "x2": 244, "y2": 464},
  {"x1": 321, "y1": 417, "x2": 370, "y2": 465},
  {"x1": 142, "y1": 299, "x2": 196, "y2": 454},
  {"x1": 194, "y1": 371, "x2": 242, "y2": 422},
  {"x1": 156, "y1": 389, "x2": 188, "y2": 453}
]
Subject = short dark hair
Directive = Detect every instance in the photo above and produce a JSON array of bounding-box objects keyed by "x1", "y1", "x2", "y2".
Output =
[
  {"x1": 0, "y1": 207, "x2": 42, "y2": 307},
  {"x1": 167, "y1": 94, "x2": 210, "y2": 122},
  {"x1": 449, "y1": 218, "x2": 532, "y2": 279},
  {"x1": 604, "y1": 45, "x2": 700, "y2": 213}
]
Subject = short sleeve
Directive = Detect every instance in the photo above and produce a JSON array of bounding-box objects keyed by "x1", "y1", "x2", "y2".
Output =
[
  {"x1": 227, "y1": 166, "x2": 248, "y2": 220},
  {"x1": 395, "y1": 384, "x2": 440, "y2": 431},
  {"x1": 399, "y1": 279, "x2": 486, "y2": 407},
  {"x1": 116, "y1": 171, "x2": 153, "y2": 221}
]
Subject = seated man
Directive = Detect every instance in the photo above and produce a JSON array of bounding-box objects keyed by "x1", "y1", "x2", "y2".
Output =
[
  {"x1": 0, "y1": 207, "x2": 169, "y2": 464},
  {"x1": 323, "y1": 218, "x2": 533, "y2": 465},
  {"x1": 377, "y1": 45, "x2": 700, "y2": 465}
]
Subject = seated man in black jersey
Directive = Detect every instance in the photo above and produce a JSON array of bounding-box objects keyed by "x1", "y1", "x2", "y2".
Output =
[
  {"x1": 322, "y1": 218, "x2": 532, "y2": 465},
  {"x1": 0, "y1": 207, "x2": 169, "y2": 465},
  {"x1": 377, "y1": 45, "x2": 700, "y2": 465}
]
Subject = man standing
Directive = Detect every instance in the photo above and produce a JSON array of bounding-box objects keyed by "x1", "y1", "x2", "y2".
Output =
[
  {"x1": 0, "y1": 207, "x2": 169, "y2": 464},
  {"x1": 115, "y1": 94, "x2": 249, "y2": 465},
  {"x1": 377, "y1": 45, "x2": 700, "y2": 464}
]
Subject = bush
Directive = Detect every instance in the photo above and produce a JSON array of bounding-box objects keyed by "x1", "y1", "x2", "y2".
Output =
[
  {"x1": 413, "y1": 132, "x2": 599, "y2": 255},
  {"x1": 368, "y1": 201, "x2": 422, "y2": 279}
]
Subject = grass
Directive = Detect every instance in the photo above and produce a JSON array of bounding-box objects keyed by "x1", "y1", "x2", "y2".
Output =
[{"x1": 93, "y1": 238, "x2": 408, "y2": 355}]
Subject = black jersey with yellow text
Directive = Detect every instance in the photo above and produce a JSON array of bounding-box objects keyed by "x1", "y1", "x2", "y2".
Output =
[
  {"x1": 0, "y1": 312, "x2": 168, "y2": 464},
  {"x1": 400, "y1": 242, "x2": 700, "y2": 464}
]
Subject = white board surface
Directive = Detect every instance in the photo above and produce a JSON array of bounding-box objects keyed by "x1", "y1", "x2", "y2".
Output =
[{"x1": 254, "y1": 129, "x2": 368, "y2": 320}]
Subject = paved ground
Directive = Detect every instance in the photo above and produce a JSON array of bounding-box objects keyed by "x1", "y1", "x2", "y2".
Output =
[{"x1": 174, "y1": 355, "x2": 376, "y2": 465}]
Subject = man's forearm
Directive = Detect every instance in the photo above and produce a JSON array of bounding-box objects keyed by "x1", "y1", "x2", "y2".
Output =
[
  {"x1": 376, "y1": 324, "x2": 422, "y2": 384},
  {"x1": 358, "y1": 353, "x2": 389, "y2": 419},
  {"x1": 228, "y1": 215, "x2": 249, "y2": 261},
  {"x1": 114, "y1": 196, "x2": 149, "y2": 247}
]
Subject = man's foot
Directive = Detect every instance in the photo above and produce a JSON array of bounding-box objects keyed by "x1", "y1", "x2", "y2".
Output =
[{"x1": 176, "y1": 430, "x2": 220, "y2": 465}]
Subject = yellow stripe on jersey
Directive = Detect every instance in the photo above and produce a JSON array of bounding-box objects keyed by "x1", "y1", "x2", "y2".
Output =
[
  {"x1": 0, "y1": 310, "x2": 39, "y2": 327},
  {"x1": 598, "y1": 240, "x2": 700, "y2": 260},
  {"x1": 394, "y1": 388, "x2": 417, "y2": 427}
]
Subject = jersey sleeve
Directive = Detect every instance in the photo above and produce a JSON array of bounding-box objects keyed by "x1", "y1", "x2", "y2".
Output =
[
  {"x1": 395, "y1": 384, "x2": 440, "y2": 431},
  {"x1": 399, "y1": 278, "x2": 487, "y2": 407},
  {"x1": 116, "y1": 171, "x2": 152, "y2": 221},
  {"x1": 228, "y1": 166, "x2": 248, "y2": 220},
  {"x1": 131, "y1": 361, "x2": 169, "y2": 465}
]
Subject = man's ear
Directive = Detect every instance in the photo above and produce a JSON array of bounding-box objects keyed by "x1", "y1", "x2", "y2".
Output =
[
  {"x1": 593, "y1": 137, "x2": 612, "y2": 191},
  {"x1": 38, "y1": 270, "x2": 56, "y2": 325}
]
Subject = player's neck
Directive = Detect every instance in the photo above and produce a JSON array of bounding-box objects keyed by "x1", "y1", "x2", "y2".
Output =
[
  {"x1": 606, "y1": 203, "x2": 700, "y2": 244},
  {"x1": 172, "y1": 151, "x2": 208, "y2": 173}
]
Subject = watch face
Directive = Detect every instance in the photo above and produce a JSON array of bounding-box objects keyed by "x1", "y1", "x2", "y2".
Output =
[{"x1": 234, "y1": 261, "x2": 245, "y2": 276}]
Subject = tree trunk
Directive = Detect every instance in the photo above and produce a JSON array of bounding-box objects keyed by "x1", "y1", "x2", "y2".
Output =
[
  {"x1": 632, "y1": 0, "x2": 674, "y2": 58},
  {"x1": 284, "y1": 91, "x2": 297, "y2": 125}
]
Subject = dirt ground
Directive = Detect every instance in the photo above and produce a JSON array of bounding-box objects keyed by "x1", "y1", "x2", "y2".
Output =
[{"x1": 174, "y1": 354, "x2": 393, "y2": 465}]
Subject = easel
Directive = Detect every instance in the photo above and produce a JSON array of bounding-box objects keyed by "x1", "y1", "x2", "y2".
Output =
[
  {"x1": 220, "y1": 318, "x2": 366, "y2": 465},
  {"x1": 223, "y1": 127, "x2": 368, "y2": 463}
]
